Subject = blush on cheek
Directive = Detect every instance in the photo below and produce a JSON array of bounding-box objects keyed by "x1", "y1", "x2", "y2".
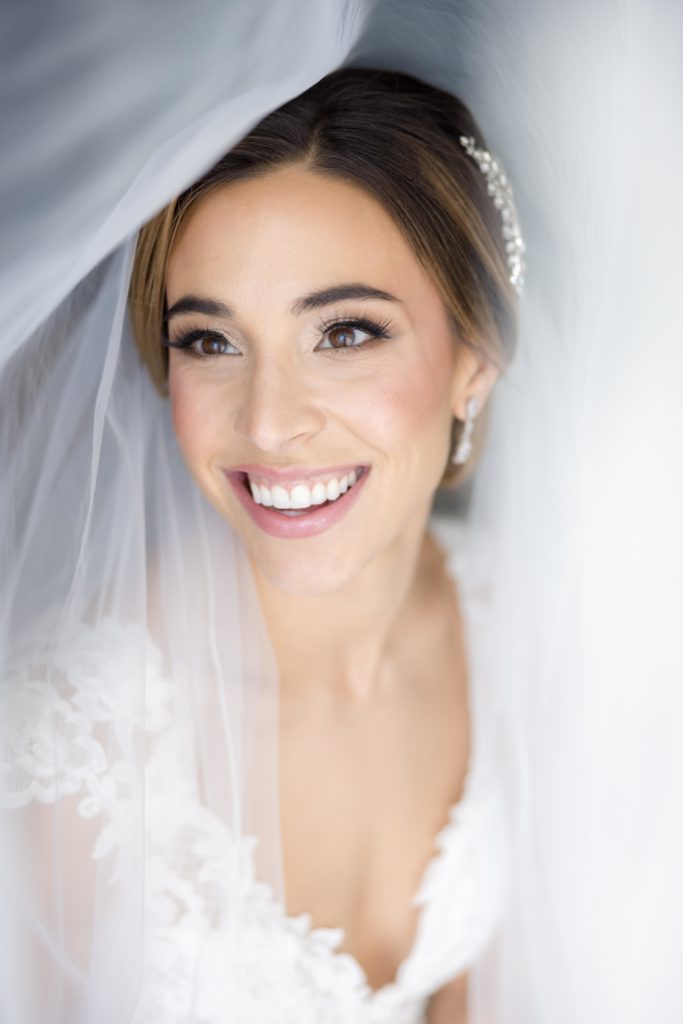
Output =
[
  {"x1": 168, "y1": 372, "x2": 213, "y2": 468},
  {"x1": 370, "y1": 360, "x2": 450, "y2": 442},
  {"x1": 168, "y1": 377, "x2": 193, "y2": 446}
]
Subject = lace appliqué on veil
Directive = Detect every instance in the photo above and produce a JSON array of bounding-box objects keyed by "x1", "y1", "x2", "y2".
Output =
[{"x1": 0, "y1": 618, "x2": 169, "y2": 850}]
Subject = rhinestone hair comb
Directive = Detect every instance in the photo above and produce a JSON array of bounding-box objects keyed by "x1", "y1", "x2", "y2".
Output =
[{"x1": 458, "y1": 134, "x2": 526, "y2": 296}]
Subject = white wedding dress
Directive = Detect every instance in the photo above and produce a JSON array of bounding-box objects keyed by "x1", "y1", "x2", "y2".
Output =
[{"x1": 2, "y1": 512, "x2": 508, "y2": 1024}]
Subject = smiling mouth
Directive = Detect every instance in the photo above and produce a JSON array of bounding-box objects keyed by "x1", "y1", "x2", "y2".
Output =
[{"x1": 225, "y1": 465, "x2": 371, "y2": 538}]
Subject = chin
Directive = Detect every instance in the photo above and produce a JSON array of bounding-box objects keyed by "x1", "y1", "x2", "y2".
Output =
[{"x1": 248, "y1": 541, "x2": 361, "y2": 598}]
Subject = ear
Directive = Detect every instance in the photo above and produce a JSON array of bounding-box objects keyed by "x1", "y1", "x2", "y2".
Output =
[{"x1": 450, "y1": 346, "x2": 500, "y2": 421}]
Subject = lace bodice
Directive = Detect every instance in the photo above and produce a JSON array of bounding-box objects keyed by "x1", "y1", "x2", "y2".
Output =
[{"x1": 1, "y1": 515, "x2": 508, "y2": 1024}]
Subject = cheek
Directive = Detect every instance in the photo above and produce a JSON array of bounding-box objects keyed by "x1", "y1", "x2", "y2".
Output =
[
  {"x1": 346, "y1": 350, "x2": 453, "y2": 454},
  {"x1": 168, "y1": 367, "x2": 224, "y2": 468}
]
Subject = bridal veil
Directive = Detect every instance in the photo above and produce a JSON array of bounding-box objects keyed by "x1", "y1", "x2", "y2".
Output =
[{"x1": 1, "y1": 1, "x2": 682, "y2": 1021}]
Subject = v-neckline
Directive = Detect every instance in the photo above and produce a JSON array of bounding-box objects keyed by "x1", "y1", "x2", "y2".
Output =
[
  {"x1": 274, "y1": 753, "x2": 478, "y2": 1002},
  {"x1": 274, "y1": 523, "x2": 477, "y2": 1000}
]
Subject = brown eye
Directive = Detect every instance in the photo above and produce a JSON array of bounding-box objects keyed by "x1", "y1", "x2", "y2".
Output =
[
  {"x1": 328, "y1": 326, "x2": 360, "y2": 348},
  {"x1": 198, "y1": 334, "x2": 231, "y2": 355},
  {"x1": 318, "y1": 323, "x2": 376, "y2": 352},
  {"x1": 164, "y1": 328, "x2": 239, "y2": 358},
  {"x1": 315, "y1": 316, "x2": 392, "y2": 354}
]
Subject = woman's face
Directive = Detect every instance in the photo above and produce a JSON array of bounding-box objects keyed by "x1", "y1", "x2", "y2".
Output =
[{"x1": 165, "y1": 166, "x2": 489, "y2": 595}]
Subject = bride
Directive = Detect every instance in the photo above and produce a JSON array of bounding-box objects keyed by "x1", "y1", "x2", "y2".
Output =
[
  {"x1": 1, "y1": 67, "x2": 519, "y2": 1023},
  {"x1": 129, "y1": 65, "x2": 519, "y2": 1019}
]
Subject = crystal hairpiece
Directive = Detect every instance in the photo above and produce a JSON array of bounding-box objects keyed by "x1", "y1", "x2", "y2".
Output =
[{"x1": 458, "y1": 134, "x2": 526, "y2": 296}]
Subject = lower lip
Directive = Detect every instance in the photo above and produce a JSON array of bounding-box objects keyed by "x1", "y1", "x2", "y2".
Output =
[{"x1": 225, "y1": 467, "x2": 371, "y2": 539}]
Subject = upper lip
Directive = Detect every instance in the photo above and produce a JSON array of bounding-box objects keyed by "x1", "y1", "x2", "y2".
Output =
[{"x1": 227, "y1": 463, "x2": 367, "y2": 482}]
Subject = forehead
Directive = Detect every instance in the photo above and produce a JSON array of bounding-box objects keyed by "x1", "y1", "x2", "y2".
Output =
[{"x1": 166, "y1": 166, "x2": 434, "y2": 308}]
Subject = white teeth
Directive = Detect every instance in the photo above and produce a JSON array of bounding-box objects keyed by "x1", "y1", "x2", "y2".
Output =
[
  {"x1": 311, "y1": 482, "x2": 327, "y2": 505},
  {"x1": 248, "y1": 480, "x2": 261, "y2": 503},
  {"x1": 271, "y1": 485, "x2": 291, "y2": 510},
  {"x1": 247, "y1": 469, "x2": 362, "y2": 510},
  {"x1": 289, "y1": 484, "x2": 311, "y2": 510}
]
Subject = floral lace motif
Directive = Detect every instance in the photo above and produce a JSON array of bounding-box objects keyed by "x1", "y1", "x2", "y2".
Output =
[
  {"x1": 1, "y1": 598, "x2": 507, "y2": 1024},
  {"x1": 1, "y1": 677, "x2": 108, "y2": 807}
]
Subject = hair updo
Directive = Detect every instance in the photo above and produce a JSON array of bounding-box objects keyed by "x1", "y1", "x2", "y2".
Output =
[{"x1": 129, "y1": 67, "x2": 519, "y2": 487}]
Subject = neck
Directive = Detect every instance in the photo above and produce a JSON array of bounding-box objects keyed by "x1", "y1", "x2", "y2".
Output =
[{"x1": 249, "y1": 500, "x2": 434, "y2": 704}]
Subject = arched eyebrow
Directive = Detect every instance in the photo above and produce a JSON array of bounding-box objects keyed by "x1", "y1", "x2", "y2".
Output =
[
  {"x1": 164, "y1": 284, "x2": 401, "y2": 323},
  {"x1": 164, "y1": 296, "x2": 233, "y2": 322},
  {"x1": 289, "y1": 283, "x2": 401, "y2": 315}
]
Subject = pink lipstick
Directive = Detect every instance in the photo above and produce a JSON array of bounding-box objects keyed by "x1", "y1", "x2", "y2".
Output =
[{"x1": 224, "y1": 466, "x2": 370, "y2": 539}]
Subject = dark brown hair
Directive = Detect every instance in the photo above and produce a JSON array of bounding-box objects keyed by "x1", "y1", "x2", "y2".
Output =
[{"x1": 129, "y1": 67, "x2": 519, "y2": 487}]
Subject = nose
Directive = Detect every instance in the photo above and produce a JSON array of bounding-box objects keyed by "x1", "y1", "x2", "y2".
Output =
[{"x1": 232, "y1": 352, "x2": 326, "y2": 454}]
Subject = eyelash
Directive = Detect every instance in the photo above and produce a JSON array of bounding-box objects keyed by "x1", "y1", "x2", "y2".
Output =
[{"x1": 162, "y1": 315, "x2": 394, "y2": 361}]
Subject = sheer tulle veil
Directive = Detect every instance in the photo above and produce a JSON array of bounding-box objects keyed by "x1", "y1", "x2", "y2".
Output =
[{"x1": 1, "y1": 2, "x2": 682, "y2": 1022}]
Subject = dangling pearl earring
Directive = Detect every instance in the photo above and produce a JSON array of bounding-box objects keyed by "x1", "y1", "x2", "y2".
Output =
[{"x1": 451, "y1": 396, "x2": 481, "y2": 465}]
